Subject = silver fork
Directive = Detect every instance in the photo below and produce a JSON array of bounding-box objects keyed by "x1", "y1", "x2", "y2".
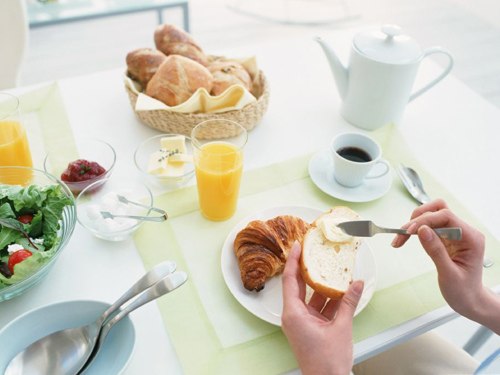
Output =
[{"x1": 397, "y1": 164, "x2": 494, "y2": 268}]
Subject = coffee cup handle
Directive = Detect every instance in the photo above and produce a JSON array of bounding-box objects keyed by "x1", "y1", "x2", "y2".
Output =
[{"x1": 365, "y1": 159, "x2": 390, "y2": 179}]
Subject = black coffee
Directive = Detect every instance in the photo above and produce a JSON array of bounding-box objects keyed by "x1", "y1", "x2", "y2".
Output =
[{"x1": 337, "y1": 147, "x2": 372, "y2": 163}]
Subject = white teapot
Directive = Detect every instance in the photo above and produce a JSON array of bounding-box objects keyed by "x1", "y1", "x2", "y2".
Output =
[{"x1": 315, "y1": 25, "x2": 453, "y2": 130}]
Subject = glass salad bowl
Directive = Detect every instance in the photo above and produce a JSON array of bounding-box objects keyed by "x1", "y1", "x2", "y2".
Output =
[
  {"x1": 0, "y1": 167, "x2": 76, "y2": 302},
  {"x1": 44, "y1": 138, "x2": 116, "y2": 195},
  {"x1": 76, "y1": 177, "x2": 154, "y2": 242}
]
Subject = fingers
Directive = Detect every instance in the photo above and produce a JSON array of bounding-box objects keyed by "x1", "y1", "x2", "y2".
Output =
[
  {"x1": 410, "y1": 199, "x2": 448, "y2": 220},
  {"x1": 282, "y1": 241, "x2": 306, "y2": 311},
  {"x1": 321, "y1": 297, "x2": 342, "y2": 320},
  {"x1": 392, "y1": 202, "x2": 458, "y2": 248},
  {"x1": 334, "y1": 280, "x2": 364, "y2": 326},
  {"x1": 418, "y1": 225, "x2": 454, "y2": 274},
  {"x1": 308, "y1": 291, "x2": 328, "y2": 313}
]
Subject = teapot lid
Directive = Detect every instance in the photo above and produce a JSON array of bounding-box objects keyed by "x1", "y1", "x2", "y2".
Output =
[{"x1": 353, "y1": 25, "x2": 422, "y2": 64}]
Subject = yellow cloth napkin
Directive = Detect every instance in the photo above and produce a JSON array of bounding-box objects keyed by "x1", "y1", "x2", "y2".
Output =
[{"x1": 124, "y1": 56, "x2": 259, "y2": 114}]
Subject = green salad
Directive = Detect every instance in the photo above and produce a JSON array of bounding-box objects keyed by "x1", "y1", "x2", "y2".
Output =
[{"x1": 0, "y1": 184, "x2": 73, "y2": 288}]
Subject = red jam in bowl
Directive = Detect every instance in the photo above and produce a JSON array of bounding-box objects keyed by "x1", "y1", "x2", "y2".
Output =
[{"x1": 61, "y1": 159, "x2": 106, "y2": 193}]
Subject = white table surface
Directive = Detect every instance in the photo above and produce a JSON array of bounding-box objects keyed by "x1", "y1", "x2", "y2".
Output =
[{"x1": 2, "y1": 27, "x2": 500, "y2": 374}]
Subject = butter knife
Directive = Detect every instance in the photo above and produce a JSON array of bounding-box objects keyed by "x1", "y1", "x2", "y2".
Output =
[
  {"x1": 337, "y1": 220, "x2": 462, "y2": 240},
  {"x1": 396, "y1": 164, "x2": 494, "y2": 268}
]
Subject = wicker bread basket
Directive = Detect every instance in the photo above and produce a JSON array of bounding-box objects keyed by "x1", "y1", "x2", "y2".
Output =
[{"x1": 125, "y1": 71, "x2": 270, "y2": 139}]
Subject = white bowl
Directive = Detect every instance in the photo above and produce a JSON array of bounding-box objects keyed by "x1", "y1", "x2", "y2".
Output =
[
  {"x1": 0, "y1": 300, "x2": 135, "y2": 375},
  {"x1": 76, "y1": 177, "x2": 153, "y2": 241}
]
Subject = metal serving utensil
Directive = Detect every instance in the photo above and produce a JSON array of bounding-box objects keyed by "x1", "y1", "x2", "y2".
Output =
[
  {"x1": 5, "y1": 261, "x2": 177, "y2": 375},
  {"x1": 396, "y1": 164, "x2": 494, "y2": 268},
  {"x1": 337, "y1": 220, "x2": 462, "y2": 240},
  {"x1": 116, "y1": 195, "x2": 167, "y2": 216},
  {"x1": 100, "y1": 211, "x2": 167, "y2": 222},
  {"x1": 78, "y1": 272, "x2": 188, "y2": 374}
]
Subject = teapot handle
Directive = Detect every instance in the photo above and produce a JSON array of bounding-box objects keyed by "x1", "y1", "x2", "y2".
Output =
[{"x1": 409, "y1": 47, "x2": 454, "y2": 102}]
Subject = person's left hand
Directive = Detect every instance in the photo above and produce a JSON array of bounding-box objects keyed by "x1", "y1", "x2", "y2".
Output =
[{"x1": 281, "y1": 241, "x2": 364, "y2": 375}]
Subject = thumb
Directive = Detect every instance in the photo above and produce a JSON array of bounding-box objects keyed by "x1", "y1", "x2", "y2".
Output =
[
  {"x1": 335, "y1": 280, "x2": 364, "y2": 325},
  {"x1": 418, "y1": 225, "x2": 454, "y2": 273}
]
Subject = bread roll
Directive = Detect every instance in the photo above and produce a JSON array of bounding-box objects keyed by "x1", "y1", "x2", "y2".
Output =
[
  {"x1": 126, "y1": 48, "x2": 167, "y2": 87},
  {"x1": 300, "y1": 207, "x2": 363, "y2": 300},
  {"x1": 146, "y1": 55, "x2": 213, "y2": 106},
  {"x1": 209, "y1": 61, "x2": 253, "y2": 96},
  {"x1": 154, "y1": 24, "x2": 209, "y2": 66}
]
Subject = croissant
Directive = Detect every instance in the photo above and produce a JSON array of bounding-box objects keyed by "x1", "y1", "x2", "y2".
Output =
[{"x1": 233, "y1": 215, "x2": 310, "y2": 292}]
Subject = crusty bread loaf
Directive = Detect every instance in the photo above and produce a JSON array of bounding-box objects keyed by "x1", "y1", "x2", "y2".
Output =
[
  {"x1": 209, "y1": 61, "x2": 253, "y2": 96},
  {"x1": 146, "y1": 55, "x2": 213, "y2": 106},
  {"x1": 154, "y1": 24, "x2": 209, "y2": 66},
  {"x1": 300, "y1": 207, "x2": 363, "y2": 300},
  {"x1": 126, "y1": 48, "x2": 167, "y2": 87}
]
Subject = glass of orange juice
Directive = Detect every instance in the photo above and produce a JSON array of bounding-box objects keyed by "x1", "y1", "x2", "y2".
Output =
[
  {"x1": 0, "y1": 93, "x2": 33, "y2": 184},
  {"x1": 191, "y1": 119, "x2": 247, "y2": 221}
]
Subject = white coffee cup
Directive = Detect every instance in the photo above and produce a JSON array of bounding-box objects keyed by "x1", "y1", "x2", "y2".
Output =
[{"x1": 331, "y1": 132, "x2": 390, "y2": 188}]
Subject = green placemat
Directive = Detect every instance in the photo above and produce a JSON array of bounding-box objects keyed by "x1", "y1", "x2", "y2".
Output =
[{"x1": 134, "y1": 125, "x2": 500, "y2": 375}]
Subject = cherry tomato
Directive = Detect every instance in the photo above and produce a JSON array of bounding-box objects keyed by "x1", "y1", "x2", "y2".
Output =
[
  {"x1": 8, "y1": 250, "x2": 33, "y2": 274},
  {"x1": 18, "y1": 215, "x2": 34, "y2": 224}
]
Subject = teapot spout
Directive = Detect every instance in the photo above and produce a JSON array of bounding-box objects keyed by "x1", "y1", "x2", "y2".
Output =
[{"x1": 314, "y1": 37, "x2": 348, "y2": 100}]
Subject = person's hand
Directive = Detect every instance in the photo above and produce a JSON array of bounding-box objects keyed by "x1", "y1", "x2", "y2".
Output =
[
  {"x1": 391, "y1": 199, "x2": 488, "y2": 321},
  {"x1": 281, "y1": 241, "x2": 364, "y2": 375}
]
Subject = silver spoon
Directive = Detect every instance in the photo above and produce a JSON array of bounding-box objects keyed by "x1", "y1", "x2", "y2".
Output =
[
  {"x1": 78, "y1": 272, "x2": 188, "y2": 374},
  {"x1": 5, "y1": 261, "x2": 177, "y2": 375}
]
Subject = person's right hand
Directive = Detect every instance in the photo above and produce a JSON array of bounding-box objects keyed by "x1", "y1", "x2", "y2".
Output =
[{"x1": 391, "y1": 199, "x2": 489, "y2": 321}]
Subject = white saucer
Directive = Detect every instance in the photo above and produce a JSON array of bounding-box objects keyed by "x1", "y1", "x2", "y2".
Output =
[{"x1": 309, "y1": 149, "x2": 392, "y2": 203}]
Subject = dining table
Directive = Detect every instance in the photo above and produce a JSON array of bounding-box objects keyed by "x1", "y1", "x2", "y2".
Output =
[{"x1": 1, "y1": 25, "x2": 500, "y2": 374}]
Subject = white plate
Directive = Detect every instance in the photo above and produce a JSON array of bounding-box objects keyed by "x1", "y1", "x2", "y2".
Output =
[
  {"x1": 309, "y1": 149, "x2": 392, "y2": 203},
  {"x1": 221, "y1": 206, "x2": 378, "y2": 326},
  {"x1": 0, "y1": 300, "x2": 135, "y2": 375}
]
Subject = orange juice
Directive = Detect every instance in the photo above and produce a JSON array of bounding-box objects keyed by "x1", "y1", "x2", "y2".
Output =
[
  {"x1": 0, "y1": 120, "x2": 33, "y2": 184},
  {"x1": 194, "y1": 142, "x2": 243, "y2": 221}
]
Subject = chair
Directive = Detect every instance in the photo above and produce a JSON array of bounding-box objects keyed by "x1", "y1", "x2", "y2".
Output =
[{"x1": 0, "y1": 0, "x2": 29, "y2": 89}]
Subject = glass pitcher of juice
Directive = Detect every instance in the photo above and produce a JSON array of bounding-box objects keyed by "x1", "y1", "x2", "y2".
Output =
[
  {"x1": 0, "y1": 93, "x2": 33, "y2": 184},
  {"x1": 192, "y1": 119, "x2": 247, "y2": 221}
]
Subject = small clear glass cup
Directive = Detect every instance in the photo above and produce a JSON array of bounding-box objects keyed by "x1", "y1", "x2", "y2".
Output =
[
  {"x1": 0, "y1": 93, "x2": 33, "y2": 185},
  {"x1": 191, "y1": 119, "x2": 247, "y2": 221}
]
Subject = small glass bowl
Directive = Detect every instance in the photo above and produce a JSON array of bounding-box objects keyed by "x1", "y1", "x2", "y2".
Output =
[
  {"x1": 76, "y1": 177, "x2": 153, "y2": 241},
  {"x1": 134, "y1": 134, "x2": 195, "y2": 188},
  {"x1": 44, "y1": 138, "x2": 116, "y2": 195},
  {"x1": 0, "y1": 167, "x2": 76, "y2": 302}
]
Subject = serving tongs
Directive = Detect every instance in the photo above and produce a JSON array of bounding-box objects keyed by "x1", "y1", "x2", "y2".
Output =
[
  {"x1": 396, "y1": 164, "x2": 494, "y2": 268},
  {"x1": 100, "y1": 195, "x2": 168, "y2": 222}
]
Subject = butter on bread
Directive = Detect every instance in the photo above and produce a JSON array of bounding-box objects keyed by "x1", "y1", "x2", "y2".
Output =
[{"x1": 300, "y1": 207, "x2": 363, "y2": 300}]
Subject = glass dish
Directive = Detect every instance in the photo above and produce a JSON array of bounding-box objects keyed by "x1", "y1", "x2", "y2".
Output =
[
  {"x1": 134, "y1": 134, "x2": 194, "y2": 189},
  {"x1": 0, "y1": 167, "x2": 76, "y2": 302},
  {"x1": 76, "y1": 177, "x2": 154, "y2": 242},
  {"x1": 44, "y1": 138, "x2": 116, "y2": 195}
]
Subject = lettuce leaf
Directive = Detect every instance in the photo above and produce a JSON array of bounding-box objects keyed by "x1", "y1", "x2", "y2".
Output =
[
  {"x1": 0, "y1": 184, "x2": 72, "y2": 288},
  {"x1": 0, "y1": 202, "x2": 15, "y2": 219},
  {"x1": 0, "y1": 244, "x2": 58, "y2": 285}
]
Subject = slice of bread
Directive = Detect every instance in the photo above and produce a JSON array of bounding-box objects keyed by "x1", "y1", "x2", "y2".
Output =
[{"x1": 300, "y1": 206, "x2": 363, "y2": 300}]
